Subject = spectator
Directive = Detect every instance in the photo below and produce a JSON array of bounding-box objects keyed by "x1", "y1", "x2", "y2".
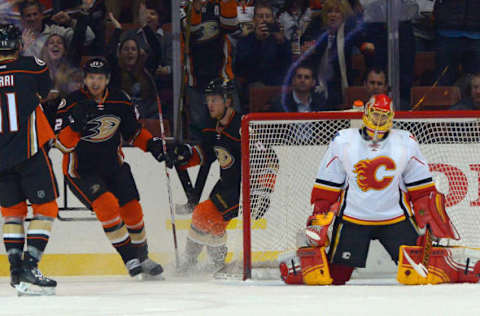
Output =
[
  {"x1": 106, "y1": 13, "x2": 158, "y2": 119},
  {"x1": 81, "y1": 0, "x2": 107, "y2": 55},
  {"x1": 450, "y1": 73, "x2": 480, "y2": 110},
  {"x1": 364, "y1": 67, "x2": 388, "y2": 99},
  {"x1": 235, "y1": 2, "x2": 292, "y2": 87},
  {"x1": 39, "y1": 9, "x2": 88, "y2": 97},
  {"x1": 270, "y1": 64, "x2": 331, "y2": 112},
  {"x1": 278, "y1": 0, "x2": 312, "y2": 41},
  {"x1": 40, "y1": 34, "x2": 82, "y2": 100},
  {"x1": 434, "y1": 0, "x2": 480, "y2": 86},
  {"x1": 181, "y1": 0, "x2": 240, "y2": 140},
  {"x1": 306, "y1": 0, "x2": 374, "y2": 109},
  {"x1": 18, "y1": 0, "x2": 95, "y2": 58},
  {"x1": 362, "y1": 0, "x2": 415, "y2": 110}
]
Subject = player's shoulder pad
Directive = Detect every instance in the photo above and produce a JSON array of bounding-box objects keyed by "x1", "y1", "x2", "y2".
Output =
[
  {"x1": 392, "y1": 129, "x2": 418, "y2": 145},
  {"x1": 17, "y1": 55, "x2": 48, "y2": 72},
  {"x1": 332, "y1": 129, "x2": 353, "y2": 143},
  {"x1": 108, "y1": 89, "x2": 133, "y2": 105}
]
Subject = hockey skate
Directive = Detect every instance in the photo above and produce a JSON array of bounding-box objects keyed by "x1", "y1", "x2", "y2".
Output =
[
  {"x1": 204, "y1": 245, "x2": 226, "y2": 274},
  {"x1": 176, "y1": 238, "x2": 203, "y2": 275},
  {"x1": 137, "y1": 258, "x2": 164, "y2": 280},
  {"x1": 125, "y1": 258, "x2": 143, "y2": 277},
  {"x1": 15, "y1": 265, "x2": 56, "y2": 296},
  {"x1": 175, "y1": 202, "x2": 195, "y2": 215}
]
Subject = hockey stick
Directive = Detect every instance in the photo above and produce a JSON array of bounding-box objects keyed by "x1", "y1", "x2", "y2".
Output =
[
  {"x1": 155, "y1": 94, "x2": 180, "y2": 268},
  {"x1": 419, "y1": 225, "x2": 433, "y2": 275}
]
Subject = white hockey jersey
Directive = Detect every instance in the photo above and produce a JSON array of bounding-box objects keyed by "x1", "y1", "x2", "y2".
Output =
[{"x1": 311, "y1": 128, "x2": 436, "y2": 225}]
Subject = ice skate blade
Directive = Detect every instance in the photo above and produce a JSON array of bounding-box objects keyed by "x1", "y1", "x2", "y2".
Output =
[
  {"x1": 16, "y1": 282, "x2": 56, "y2": 296},
  {"x1": 136, "y1": 273, "x2": 165, "y2": 281}
]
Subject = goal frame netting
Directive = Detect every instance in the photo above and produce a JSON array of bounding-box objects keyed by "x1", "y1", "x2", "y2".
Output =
[{"x1": 240, "y1": 110, "x2": 480, "y2": 280}]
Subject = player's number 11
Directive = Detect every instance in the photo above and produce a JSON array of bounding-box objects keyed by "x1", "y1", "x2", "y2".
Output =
[{"x1": 0, "y1": 92, "x2": 19, "y2": 133}]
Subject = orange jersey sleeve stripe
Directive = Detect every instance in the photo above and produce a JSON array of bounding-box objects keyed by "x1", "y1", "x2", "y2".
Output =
[
  {"x1": 132, "y1": 128, "x2": 153, "y2": 152},
  {"x1": 40, "y1": 147, "x2": 58, "y2": 198},
  {"x1": 56, "y1": 126, "x2": 81, "y2": 153},
  {"x1": 35, "y1": 106, "x2": 55, "y2": 148}
]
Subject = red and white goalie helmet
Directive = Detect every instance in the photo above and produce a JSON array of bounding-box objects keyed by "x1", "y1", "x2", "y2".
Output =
[{"x1": 362, "y1": 94, "x2": 395, "y2": 141}]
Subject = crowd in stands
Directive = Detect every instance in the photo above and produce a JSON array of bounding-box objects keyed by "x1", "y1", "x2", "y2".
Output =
[{"x1": 2, "y1": 0, "x2": 479, "y2": 140}]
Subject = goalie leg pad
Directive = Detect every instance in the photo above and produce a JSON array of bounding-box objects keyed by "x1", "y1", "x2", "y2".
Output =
[
  {"x1": 298, "y1": 247, "x2": 333, "y2": 285},
  {"x1": 279, "y1": 251, "x2": 303, "y2": 284},
  {"x1": 397, "y1": 245, "x2": 480, "y2": 285},
  {"x1": 279, "y1": 247, "x2": 333, "y2": 285}
]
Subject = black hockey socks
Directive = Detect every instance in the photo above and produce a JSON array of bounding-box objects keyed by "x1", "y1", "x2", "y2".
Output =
[
  {"x1": 3, "y1": 216, "x2": 25, "y2": 266},
  {"x1": 25, "y1": 215, "x2": 54, "y2": 259}
]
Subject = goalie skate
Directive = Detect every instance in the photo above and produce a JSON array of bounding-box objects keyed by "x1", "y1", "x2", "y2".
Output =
[{"x1": 15, "y1": 266, "x2": 56, "y2": 296}]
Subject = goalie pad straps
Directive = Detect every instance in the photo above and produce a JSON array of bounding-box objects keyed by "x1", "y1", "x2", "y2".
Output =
[
  {"x1": 279, "y1": 247, "x2": 333, "y2": 285},
  {"x1": 397, "y1": 245, "x2": 480, "y2": 285},
  {"x1": 413, "y1": 191, "x2": 458, "y2": 239}
]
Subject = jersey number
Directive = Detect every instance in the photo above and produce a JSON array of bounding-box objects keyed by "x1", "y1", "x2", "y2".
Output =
[{"x1": 0, "y1": 92, "x2": 19, "y2": 133}]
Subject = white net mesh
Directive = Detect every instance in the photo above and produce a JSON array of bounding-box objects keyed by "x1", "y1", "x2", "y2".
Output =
[{"x1": 221, "y1": 113, "x2": 480, "y2": 280}]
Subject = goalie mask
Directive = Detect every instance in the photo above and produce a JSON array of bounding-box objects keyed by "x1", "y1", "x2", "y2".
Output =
[{"x1": 362, "y1": 94, "x2": 394, "y2": 142}]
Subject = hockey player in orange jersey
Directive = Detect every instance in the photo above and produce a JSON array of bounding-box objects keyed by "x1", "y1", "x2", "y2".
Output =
[{"x1": 280, "y1": 94, "x2": 480, "y2": 285}]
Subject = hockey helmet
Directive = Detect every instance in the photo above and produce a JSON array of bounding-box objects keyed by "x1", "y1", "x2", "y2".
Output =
[
  {"x1": 83, "y1": 57, "x2": 111, "y2": 77},
  {"x1": 204, "y1": 78, "x2": 235, "y2": 99},
  {"x1": 0, "y1": 24, "x2": 21, "y2": 52},
  {"x1": 362, "y1": 94, "x2": 394, "y2": 141}
]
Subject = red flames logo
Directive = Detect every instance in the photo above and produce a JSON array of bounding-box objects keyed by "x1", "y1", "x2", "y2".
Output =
[{"x1": 354, "y1": 156, "x2": 396, "y2": 191}]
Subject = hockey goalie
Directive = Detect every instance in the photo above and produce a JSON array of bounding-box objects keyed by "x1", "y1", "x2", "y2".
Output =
[{"x1": 280, "y1": 94, "x2": 480, "y2": 285}]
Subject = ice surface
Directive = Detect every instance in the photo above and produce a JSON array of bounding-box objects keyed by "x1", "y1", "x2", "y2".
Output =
[{"x1": 0, "y1": 272, "x2": 479, "y2": 316}]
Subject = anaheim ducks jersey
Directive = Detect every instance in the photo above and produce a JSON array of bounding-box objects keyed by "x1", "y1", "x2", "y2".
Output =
[
  {"x1": 182, "y1": 110, "x2": 241, "y2": 220},
  {"x1": 55, "y1": 88, "x2": 142, "y2": 175},
  {"x1": 0, "y1": 55, "x2": 54, "y2": 172},
  {"x1": 181, "y1": 0, "x2": 240, "y2": 89},
  {"x1": 311, "y1": 128, "x2": 436, "y2": 225}
]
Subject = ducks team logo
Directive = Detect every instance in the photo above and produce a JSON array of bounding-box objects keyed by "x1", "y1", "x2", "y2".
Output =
[{"x1": 82, "y1": 115, "x2": 121, "y2": 143}]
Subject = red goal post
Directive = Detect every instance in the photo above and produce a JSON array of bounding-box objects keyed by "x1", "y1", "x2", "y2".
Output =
[{"x1": 239, "y1": 111, "x2": 480, "y2": 280}]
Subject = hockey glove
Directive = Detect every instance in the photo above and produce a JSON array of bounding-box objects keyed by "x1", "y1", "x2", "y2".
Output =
[
  {"x1": 305, "y1": 211, "x2": 334, "y2": 247},
  {"x1": 147, "y1": 137, "x2": 165, "y2": 162},
  {"x1": 170, "y1": 144, "x2": 193, "y2": 167}
]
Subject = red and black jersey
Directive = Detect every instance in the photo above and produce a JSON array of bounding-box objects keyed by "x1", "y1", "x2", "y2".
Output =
[
  {"x1": 0, "y1": 55, "x2": 54, "y2": 172},
  {"x1": 55, "y1": 88, "x2": 153, "y2": 176},
  {"x1": 182, "y1": 110, "x2": 242, "y2": 220}
]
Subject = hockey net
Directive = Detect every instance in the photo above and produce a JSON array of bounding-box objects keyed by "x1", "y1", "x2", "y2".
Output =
[{"x1": 220, "y1": 111, "x2": 480, "y2": 280}]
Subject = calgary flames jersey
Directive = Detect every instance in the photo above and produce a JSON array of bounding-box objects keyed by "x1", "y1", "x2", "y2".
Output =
[
  {"x1": 55, "y1": 88, "x2": 144, "y2": 176},
  {"x1": 311, "y1": 128, "x2": 436, "y2": 225},
  {"x1": 0, "y1": 55, "x2": 54, "y2": 172}
]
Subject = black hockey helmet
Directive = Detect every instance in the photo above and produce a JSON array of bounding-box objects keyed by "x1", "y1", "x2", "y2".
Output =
[
  {"x1": 0, "y1": 24, "x2": 21, "y2": 52},
  {"x1": 204, "y1": 78, "x2": 235, "y2": 99},
  {"x1": 83, "y1": 57, "x2": 111, "y2": 77}
]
